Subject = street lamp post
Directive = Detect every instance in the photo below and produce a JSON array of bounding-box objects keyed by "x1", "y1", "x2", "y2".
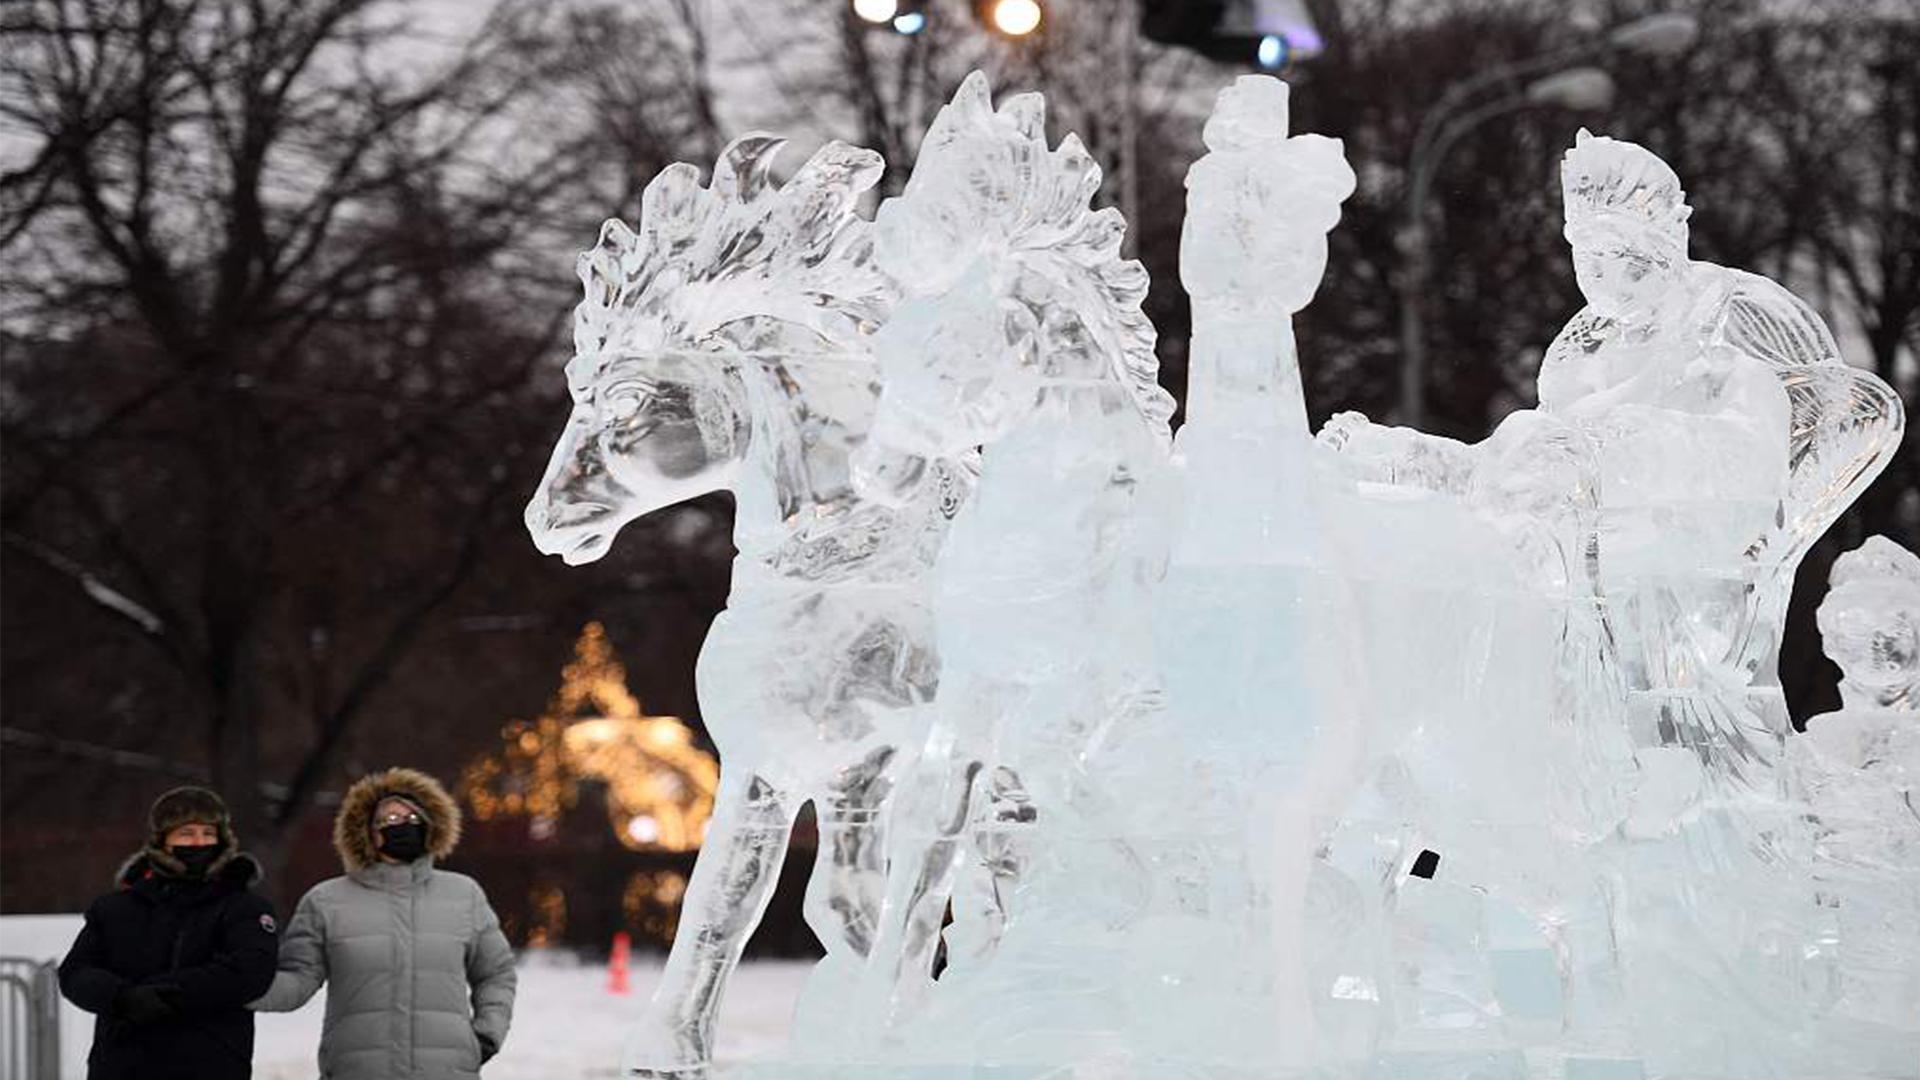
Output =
[
  {"x1": 1118, "y1": 0, "x2": 1139, "y2": 256},
  {"x1": 1395, "y1": 13, "x2": 1699, "y2": 429}
]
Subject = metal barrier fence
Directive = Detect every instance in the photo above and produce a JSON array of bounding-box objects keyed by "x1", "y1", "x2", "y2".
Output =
[{"x1": 0, "y1": 957, "x2": 60, "y2": 1080}]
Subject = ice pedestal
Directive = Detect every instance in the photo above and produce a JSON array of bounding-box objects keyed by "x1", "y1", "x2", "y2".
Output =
[{"x1": 526, "y1": 71, "x2": 1912, "y2": 1080}]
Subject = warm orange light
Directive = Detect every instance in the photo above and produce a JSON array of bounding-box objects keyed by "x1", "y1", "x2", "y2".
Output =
[
  {"x1": 462, "y1": 622, "x2": 719, "y2": 852},
  {"x1": 623, "y1": 868, "x2": 689, "y2": 942},
  {"x1": 990, "y1": 0, "x2": 1042, "y2": 36},
  {"x1": 526, "y1": 882, "x2": 566, "y2": 948}
]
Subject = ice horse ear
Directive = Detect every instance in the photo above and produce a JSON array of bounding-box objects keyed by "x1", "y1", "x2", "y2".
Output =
[{"x1": 708, "y1": 134, "x2": 786, "y2": 201}]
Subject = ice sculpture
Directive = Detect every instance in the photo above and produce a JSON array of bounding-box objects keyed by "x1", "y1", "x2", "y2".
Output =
[
  {"x1": 1321, "y1": 130, "x2": 1906, "y2": 1078},
  {"x1": 1794, "y1": 536, "x2": 1920, "y2": 1058},
  {"x1": 527, "y1": 71, "x2": 1912, "y2": 1080},
  {"x1": 1147, "y1": 76, "x2": 1366, "y2": 1069},
  {"x1": 829, "y1": 71, "x2": 1178, "y2": 1058},
  {"x1": 524, "y1": 135, "x2": 975, "y2": 1076}
]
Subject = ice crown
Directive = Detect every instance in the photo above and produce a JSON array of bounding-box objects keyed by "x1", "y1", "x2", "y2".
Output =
[{"x1": 1562, "y1": 129, "x2": 1692, "y2": 239}]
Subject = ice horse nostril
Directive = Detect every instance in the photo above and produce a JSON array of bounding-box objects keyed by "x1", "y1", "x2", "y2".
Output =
[{"x1": 524, "y1": 498, "x2": 552, "y2": 537}]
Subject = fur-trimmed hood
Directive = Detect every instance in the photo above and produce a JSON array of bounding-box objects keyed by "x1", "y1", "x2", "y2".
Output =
[{"x1": 334, "y1": 767, "x2": 462, "y2": 872}]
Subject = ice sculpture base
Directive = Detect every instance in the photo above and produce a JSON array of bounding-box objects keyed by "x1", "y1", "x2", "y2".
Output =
[{"x1": 720, "y1": 1052, "x2": 1665, "y2": 1080}]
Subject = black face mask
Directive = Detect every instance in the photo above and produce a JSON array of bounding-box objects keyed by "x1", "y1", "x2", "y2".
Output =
[
  {"x1": 170, "y1": 844, "x2": 223, "y2": 878},
  {"x1": 378, "y1": 823, "x2": 428, "y2": 862}
]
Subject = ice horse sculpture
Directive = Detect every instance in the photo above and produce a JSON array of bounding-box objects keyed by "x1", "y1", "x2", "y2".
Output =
[
  {"x1": 527, "y1": 72, "x2": 1911, "y2": 1080},
  {"x1": 831, "y1": 72, "x2": 1177, "y2": 1055},
  {"x1": 524, "y1": 134, "x2": 975, "y2": 1074}
]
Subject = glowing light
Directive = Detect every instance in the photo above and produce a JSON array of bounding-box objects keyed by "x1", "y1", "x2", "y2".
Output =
[
  {"x1": 526, "y1": 882, "x2": 566, "y2": 949},
  {"x1": 852, "y1": 0, "x2": 898, "y2": 23},
  {"x1": 623, "y1": 869, "x2": 689, "y2": 942},
  {"x1": 461, "y1": 622, "x2": 720, "y2": 853},
  {"x1": 1257, "y1": 34, "x2": 1288, "y2": 71},
  {"x1": 893, "y1": 10, "x2": 926, "y2": 34},
  {"x1": 1284, "y1": 24, "x2": 1324, "y2": 53},
  {"x1": 989, "y1": 0, "x2": 1042, "y2": 36}
]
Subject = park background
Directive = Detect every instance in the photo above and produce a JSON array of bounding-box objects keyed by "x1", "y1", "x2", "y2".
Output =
[{"x1": 2, "y1": 0, "x2": 1915, "y2": 962}]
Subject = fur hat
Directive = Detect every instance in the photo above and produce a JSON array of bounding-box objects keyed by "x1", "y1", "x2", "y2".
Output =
[
  {"x1": 144, "y1": 786, "x2": 240, "y2": 878},
  {"x1": 334, "y1": 767, "x2": 463, "y2": 871}
]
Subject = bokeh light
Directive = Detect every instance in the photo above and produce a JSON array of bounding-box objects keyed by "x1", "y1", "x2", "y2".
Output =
[
  {"x1": 852, "y1": 0, "x2": 899, "y2": 25},
  {"x1": 989, "y1": 0, "x2": 1043, "y2": 37}
]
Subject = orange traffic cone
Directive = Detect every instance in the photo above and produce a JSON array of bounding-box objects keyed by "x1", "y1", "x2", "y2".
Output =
[{"x1": 608, "y1": 931, "x2": 632, "y2": 995}]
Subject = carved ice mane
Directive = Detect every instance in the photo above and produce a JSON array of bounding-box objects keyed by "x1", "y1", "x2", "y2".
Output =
[
  {"x1": 875, "y1": 72, "x2": 1174, "y2": 437},
  {"x1": 573, "y1": 136, "x2": 895, "y2": 361}
]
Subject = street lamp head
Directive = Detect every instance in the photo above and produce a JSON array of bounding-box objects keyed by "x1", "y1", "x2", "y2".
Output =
[
  {"x1": 1608, "y1": 13, "x2": 1700, "y2": 57},
  {"x1": 1527, "y1": 67, "x2": 1616, "y2": 111}
]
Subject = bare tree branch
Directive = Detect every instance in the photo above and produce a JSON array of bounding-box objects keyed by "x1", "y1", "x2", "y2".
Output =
[
  {"x1": 2, "y1": 529, "x2": 167, "y2": 637},
  {"x1": 271, "y1": 469, "x2": 514, "y2": 828}
]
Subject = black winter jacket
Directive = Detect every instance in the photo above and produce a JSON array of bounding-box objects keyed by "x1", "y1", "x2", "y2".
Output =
[{"x1": 59, "y1": 851, "x2": 279, "y2": 1080}]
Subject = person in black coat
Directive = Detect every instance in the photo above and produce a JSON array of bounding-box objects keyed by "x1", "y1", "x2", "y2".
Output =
[{"x1": 59, "y1": 786, "x2": 280, "y2": 1080}]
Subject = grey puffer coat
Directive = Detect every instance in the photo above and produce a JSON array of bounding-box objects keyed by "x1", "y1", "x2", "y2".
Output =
[{"x1": 253, "y1": 768, "x2": 514, "y2": 1079}]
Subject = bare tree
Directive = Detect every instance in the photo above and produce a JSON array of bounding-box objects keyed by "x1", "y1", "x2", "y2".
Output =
[
  {"x1": 0, "y1": 0, "x2": 720, "y2": 878},
  {"x1": 1771, "y1": 9, "x2": 1918, "y2": 541}
]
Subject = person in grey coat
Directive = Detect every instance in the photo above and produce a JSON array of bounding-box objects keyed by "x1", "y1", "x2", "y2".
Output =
[{"x1": 253, "y1": 767, "x2": 516, "y2": 1078}]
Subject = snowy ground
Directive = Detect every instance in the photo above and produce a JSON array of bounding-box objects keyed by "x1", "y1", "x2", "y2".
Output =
[{"x1": 0, "y1": 915, "x2": 810, "y2": 1079}]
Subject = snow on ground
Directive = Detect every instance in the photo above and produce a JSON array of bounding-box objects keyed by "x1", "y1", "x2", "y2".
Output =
[{"x1": 0, "y1": 915, "x2": 810, "y2": 1079}]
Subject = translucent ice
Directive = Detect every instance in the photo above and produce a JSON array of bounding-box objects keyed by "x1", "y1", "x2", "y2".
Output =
[
  {"x1": 832, "y1": 72, "x2": 1177, "y2": 1059},
  {"x1": 1794, "y1": 537, "x2": 1920, "y2": 1050},
  {"x1": 528, "y1": 73, "x2": 1911, "y2": 1079},
  {"x1": 525, "y1": 133, "x2": 974, "y2": 1076}
]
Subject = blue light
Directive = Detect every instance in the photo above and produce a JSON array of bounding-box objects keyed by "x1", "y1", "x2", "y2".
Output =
[
  {"x1": 1257, "y1": 34, "x2": 1289, "y2": 70},
  {"x1": 893, "y1": 10, "x2": 926, "y2": 33}
]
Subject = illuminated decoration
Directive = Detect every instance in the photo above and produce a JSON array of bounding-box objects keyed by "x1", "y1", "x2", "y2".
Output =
[
  {"x1": 526, "y1": 880, "x2": 568, "y2": 949},
  {"x1": 462, "y1": 622, "x2": 719, "y2": 852},
  {"x1": 623, "y1": 868, "x2": 691, "y2": 944},
  {"x1": 985, "y1": 0, "x2": 1042, "y2": 36},
  {"x1": 852, "y1": 0, "x2": 898, "y2": 24}
]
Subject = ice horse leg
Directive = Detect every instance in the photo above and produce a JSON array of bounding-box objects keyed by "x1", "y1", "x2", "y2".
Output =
[
  {"x1": 841, "y1": 756, "x2": 983, "y2": 1043},
  {"x1": 803, "y1": 745, "x2": 900, "y2": 964},
  {"x1": 791, "y1": 744, "x2": 902, "y2": 1041},
  {"x1": 623, "y1": 768, "x2": 795, "y2": 1078}
]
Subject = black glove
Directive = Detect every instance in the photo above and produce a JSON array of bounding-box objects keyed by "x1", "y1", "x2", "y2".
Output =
[
  {"x1": 478, "y1": 1033, "x2": 500, "y2": 1063},
  {"x1": 115, "y1": 985, "x2": 178, "y2": 1025}
]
